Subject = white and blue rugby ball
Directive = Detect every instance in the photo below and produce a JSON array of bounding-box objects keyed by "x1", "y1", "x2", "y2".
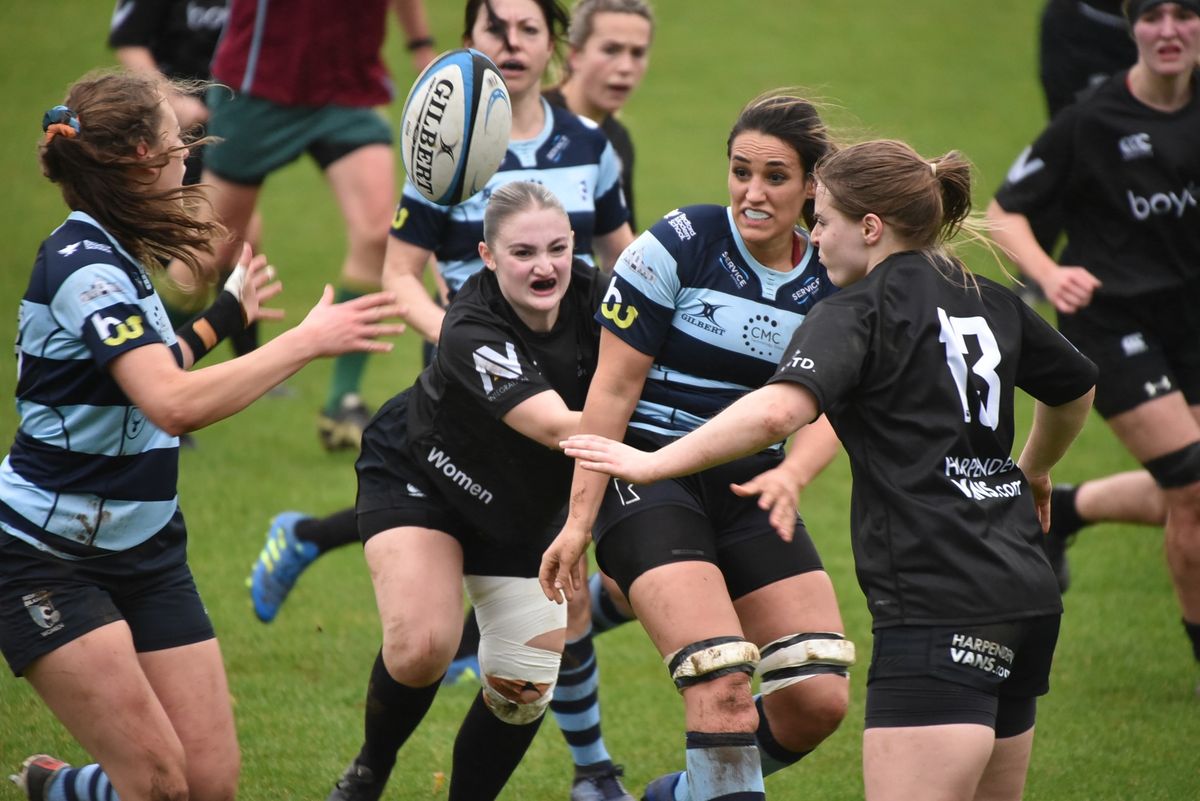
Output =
[{"x1": 400, "y1": 49, "x2": 512, "y2": 206}]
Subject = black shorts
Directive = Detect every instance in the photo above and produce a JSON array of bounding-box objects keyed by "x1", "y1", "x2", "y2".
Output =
[
  {"x1": 0, "y1": 511, "x2": 214, "y2": 677},
  {"x1": 865, "y1": 615, "x2": 1060, "y2": 734},
  {"x1": 592, "y1": 445, "x2": 824, "y2": 600},
  {"x1": 1059, "y1": 283, "x2": 1200, "y2": 417},
  {"x1": 355, "y1": 393, "x2": 553, "y2": 578}
]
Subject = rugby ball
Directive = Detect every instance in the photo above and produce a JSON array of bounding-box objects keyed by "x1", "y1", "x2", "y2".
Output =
[{"x1": 400, "y1": 49, "x2": 512, "y2": 206}]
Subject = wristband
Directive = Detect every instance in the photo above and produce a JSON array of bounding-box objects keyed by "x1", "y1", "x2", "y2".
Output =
[
  {"x1": 406, "y1": 36, "x2": 435, "y2": 51},
  {"x1": 176, "y1": 291, "x2": 243, "y2": 363}
]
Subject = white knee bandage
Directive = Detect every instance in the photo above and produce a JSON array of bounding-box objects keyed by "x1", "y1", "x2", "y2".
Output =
[
  {"x1": 665, "y1": 636, "x2": 761, "y2": 691},
  {"x1": 465, "y1": 575, "x2": 566, "y2": 725},
  {"x1": 757, "y1": 632, "x2": 855, "y2": 695}
]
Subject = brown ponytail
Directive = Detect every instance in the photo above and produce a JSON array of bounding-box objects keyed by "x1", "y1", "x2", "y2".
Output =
[{"x1": 38, "y1": 69, "x2": 223, "y2": 279}]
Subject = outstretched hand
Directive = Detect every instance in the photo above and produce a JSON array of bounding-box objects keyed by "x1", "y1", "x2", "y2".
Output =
[
  {"x1": 730, "y1": 465, "x2": 801, "y2": 542},
  {"x1": 224, "y1": 243, "x2": 285, "y2": 326},
  {"x1": 561, "y1": 434, "x2": 660, "y2": 484},
  {"x1": 298, "y1": 285, "x2": 407, "y2": 357}
]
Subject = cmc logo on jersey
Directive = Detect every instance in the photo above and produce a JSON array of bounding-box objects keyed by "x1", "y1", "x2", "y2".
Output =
[
  {"x1": 1126, "y1": 183, "x2": 1197, "y2": 221},
  {"x1": 741, "y1": 313, "x2": 785, "y2": 358}
]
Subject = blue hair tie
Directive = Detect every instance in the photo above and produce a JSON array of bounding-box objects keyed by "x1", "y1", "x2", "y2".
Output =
[{"x1": 41, "y1": 105, "x2": 80, "y2": 134}]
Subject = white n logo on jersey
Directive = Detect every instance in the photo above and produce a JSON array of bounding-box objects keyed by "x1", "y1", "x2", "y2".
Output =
[
  {"x1": 473, "y1": 342, "x2": 522, "y2": 393},
  {"x1": 1005, "y1": 147, "x2": 1045, "y2": 185}
]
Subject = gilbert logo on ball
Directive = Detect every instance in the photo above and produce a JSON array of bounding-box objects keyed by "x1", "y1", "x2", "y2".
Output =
[{"x1": 401, "y1": 49, "x2": 512, "y2": 206}]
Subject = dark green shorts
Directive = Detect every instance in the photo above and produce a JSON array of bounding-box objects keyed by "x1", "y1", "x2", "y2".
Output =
[{"x1": 205, "y1": 87, "x2": 393, "y2": 186}]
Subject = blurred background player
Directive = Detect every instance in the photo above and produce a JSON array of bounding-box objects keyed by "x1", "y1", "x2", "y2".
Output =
[
  {"x1": 988, "y1": 0, "x2": 1200, "y2": 683},
  {"x1": 161, "y1": 0, "x2": 435, "y2": 452},
  {"x1": 546, "y1": 0, "x2": 653, "y2": 229}
]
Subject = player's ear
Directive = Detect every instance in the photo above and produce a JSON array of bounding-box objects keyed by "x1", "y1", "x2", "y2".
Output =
[
  {"x1": 862, "y1": 213, "x2": 884, "y2": 245},
  {"x1": 479, "y1": 241, "x2": 497, "y2": 271}
]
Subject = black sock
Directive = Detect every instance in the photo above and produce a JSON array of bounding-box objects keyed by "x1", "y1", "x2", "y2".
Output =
[
  {"x1": 448, "y1": 692, "x2": 543, "y2": 800},
  {"x1": 294, "y1": 508, "x2": 359, "y2": 554},
  {"x1": 454, "y1": 608, "x2": 481, "y2": 660},
  {"x1": 590, "y1": 572, "x2": 634, "y2": 634},
  {"x1": 1183, "y1": 619, "x2": 1200, "y2": 663},
  {"x1": 754, "y1": 695, "x2": 811, "y2": 777},
  {"x1": 1050, "y1": 484, "x2": 1086, "y2": 538},
  {"x1": 358, "y1": 649, "x2": 441, "y2": 781}
]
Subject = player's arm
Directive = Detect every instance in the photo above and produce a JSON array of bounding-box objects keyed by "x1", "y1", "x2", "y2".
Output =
[
  {"x1": 563, "y1": 382, "x2": 819, "y2": 486},
  {"x1": 502, "y1": 392, "x2": 582, "y2": 449},
  {"x1": 383, "y1": 236, "x2": 445, "y2": 344},
  {"x1": 1017, "y1": 388, "x2": 1095, "y2": 532},
  {"x1": 986, "y1": 200, "x2": 1101, "y2": 314},
  {"x1": 392, "y1": 0, "x2": 436, "y2": 71},
  {"x1": 730, "y1": 414, "x2": 840, "y2": 541},
  {"x1": 112, "y1": 287, "x2": 403, "y2": 435},
  {"x1": 539, "y1": 330, "x2": 652, "y2": 601}
]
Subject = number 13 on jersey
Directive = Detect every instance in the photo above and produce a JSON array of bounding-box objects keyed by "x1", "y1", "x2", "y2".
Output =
[{"x1": 938, "y1": 307, "x2": 1001, "y2": 431}]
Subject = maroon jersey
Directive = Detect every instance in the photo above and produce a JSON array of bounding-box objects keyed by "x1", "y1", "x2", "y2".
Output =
[{"x1": 211, "y1": 0, "x2": 393, "y2": 107}]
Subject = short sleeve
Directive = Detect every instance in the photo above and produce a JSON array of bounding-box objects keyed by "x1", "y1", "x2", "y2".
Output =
[
  {"x1": 437, "y1": 314, "x2": 553, "y2": 419},
  {"x1": 1013, "y1": 300, "x2": 1098, "y2": 405},
  {"x1": 766, "y1": 297, "x2": 872, "y2": 414},
  {"x1": 389, "y1": 181, "x2": 451, "y2": 253},
  {"x1": 993, "y1": 107, "x2": 1081, "y2": 219},
  {"x1": 53, "y1": 262, "x2": 165, "y2": 368},
  {"x1": 595, "y1": 227, "x2": 680, "y2": 356},
  {"x1": 592, "y1": 139, "x2": 630, "y2": 236},
  {"x1": 108, "y1": 0, "x2": 165, "y2": 48}
]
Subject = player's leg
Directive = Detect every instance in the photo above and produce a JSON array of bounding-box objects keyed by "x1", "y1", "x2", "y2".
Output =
[
  {"x1": 1105, "y1": 394, "x2": 1200, "y2": 666},
  {"x1": 316, "y1": 124, "x2": 394, "y2": 451},
  {"x1": 449, "y1": 573, "x2": 566, "y2": 800},
  {"x1": 863, "y1": 723, "x2": 995, "y2": 801},
  {"x1": 601, "y1": 505, "x2": 765, "y2": 801},
  {"x1": 138, "y1": 639, "x2": 239, "y2": 801},
  {"x1": 551, "y1": 559, "x2": 633, "y2": 801},
  {"x1": 972, "y1": 727, "x2": 1036, "y2": 801},
  {"x1": 23, "y1": 623, "x2": 190, "y2": 801},
  {"x1": 328, "y1": 524, "x2": 465, "y2": 801}
]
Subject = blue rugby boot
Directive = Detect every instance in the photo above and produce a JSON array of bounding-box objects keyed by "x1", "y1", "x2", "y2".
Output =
[
  {"x1": 249, "y1": 511, "x2": 318, "y2": 623},
  {"x1": 641, "y1": 771, "x2": 684, "y2": 801}
]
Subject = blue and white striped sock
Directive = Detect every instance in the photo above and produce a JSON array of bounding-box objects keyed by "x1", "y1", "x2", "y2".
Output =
[
  {"x1": 46, "y1": 764, "x2": 118, "y2": 801},
  {"x1": 550, "y1": 627, "x2": 613, "y2": 769},
  {"x1": 588, "y1": 572, "x2": 634, "y2": 634}
]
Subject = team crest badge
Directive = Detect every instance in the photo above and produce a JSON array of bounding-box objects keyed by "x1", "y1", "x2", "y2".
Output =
[{"x1": 23, "y1": 590, "x2": 64, "y2": 635}]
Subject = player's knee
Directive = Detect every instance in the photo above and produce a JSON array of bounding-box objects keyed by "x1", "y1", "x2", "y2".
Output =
[
  {"x1": 1147, "y1": 442, "x2": 1200, "y2": 500},
  {"x1": 764, "y1": 674, "x2": 849, "y2": 746},
  {"x1": 758, "y1": 632, "x2": 855, "y2": 738},
  {"x1": 669, "y1": 636, "x2": 761, "y2": 727},
  {"x1": 184, "y1": 741, "x2": 240, "y2": 801},
  {"x1": 140, "y1": 753, "x2": 190, "y2": 801},
  {"x1": 381, "y1": 626, "x2": 457, "y2": 686}
]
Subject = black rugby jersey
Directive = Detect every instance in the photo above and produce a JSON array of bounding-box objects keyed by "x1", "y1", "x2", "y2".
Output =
[
  {"x1": 108, "y1": 0, "x2": 228, "y2": 81},
  {"x1": 767, "y1": 252, "x2": 1097, "y2": 628},
  {"x1": 994, "y1": 69, "x2": 1200, "y2": 296},
  {"x1": 405, "y1": 260, "x2": 603, "y2": 545}
]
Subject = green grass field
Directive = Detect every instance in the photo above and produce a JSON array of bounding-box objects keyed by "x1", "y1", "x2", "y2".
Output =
[{"x1": 1, "y1": 1, "x2": 1197, "y2": 798}]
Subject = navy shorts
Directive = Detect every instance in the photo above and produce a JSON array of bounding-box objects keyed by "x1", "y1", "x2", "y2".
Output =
[
  {"x1": 1059, "y1": 282, "x2": 1200, "y2": 418},
  {"x1": 592, "y1": 443, "x2": 824, "y2": 600},
  {"x1": 355, "y1": 393, "x2": 553, "y2": 579},
  {"x1": 865, "y1": 615, "x2": 1060, "y2": 734},
  {"x1": 0, "y1": 511, "x2": 214, "y2": 676}
]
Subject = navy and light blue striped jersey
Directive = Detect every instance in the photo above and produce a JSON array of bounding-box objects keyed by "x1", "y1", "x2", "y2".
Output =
[
  {"x1": 598, "y1": 204, "x2": 835, "y2": 441},
  {"x1": 390, "y1": 98, "x2": 629, "y2": 293},
  {"x1": 0, "y1": 211, "x2": 180, "y2": 558}
]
